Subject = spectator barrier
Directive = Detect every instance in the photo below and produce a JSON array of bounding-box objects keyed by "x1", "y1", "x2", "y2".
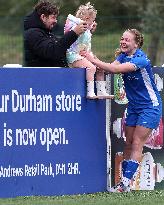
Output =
[{"x1": 0, "y1": 67, "x2": 107, "y2": 198}]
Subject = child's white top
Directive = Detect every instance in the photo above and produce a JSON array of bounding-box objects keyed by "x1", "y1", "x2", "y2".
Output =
[{"x1": 64, "y1": 14, "x2": 92, "y2": 64}]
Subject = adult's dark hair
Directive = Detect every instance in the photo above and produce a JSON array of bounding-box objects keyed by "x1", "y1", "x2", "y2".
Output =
[{"x1": 34, "y1": 0, "x2": 59, "y2": 17}]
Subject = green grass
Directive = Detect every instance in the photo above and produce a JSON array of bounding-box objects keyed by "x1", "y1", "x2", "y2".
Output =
[
  {"x1": 0, "y1": 32, "x2": 163, "y2": 67},
  {"x1": 92, "y1": 33, "x2": 119, "y2": 61},
  {"x1": 0, "y1": 34, "x2": 23, "y2": 66},
  {"x1": 0, "y1": 191, "x2": 164, "y2": 205}
]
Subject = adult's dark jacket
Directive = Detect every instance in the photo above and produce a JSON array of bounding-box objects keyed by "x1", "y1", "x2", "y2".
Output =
[{"x1": 24, "y1": 11, "x2": 78, "y2": 67}]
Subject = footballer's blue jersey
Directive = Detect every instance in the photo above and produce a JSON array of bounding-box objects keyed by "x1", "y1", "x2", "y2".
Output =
[{"x1": 116, "y1": 49, "x2": 162, "y2": 108}]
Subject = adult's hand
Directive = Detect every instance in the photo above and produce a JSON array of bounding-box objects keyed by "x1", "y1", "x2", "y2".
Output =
[{"x1": 73, "y1": 22, "x2": 88, "y2": 35}]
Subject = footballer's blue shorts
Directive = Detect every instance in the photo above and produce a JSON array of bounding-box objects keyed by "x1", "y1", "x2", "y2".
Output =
[{"x1": 125, "y1": 104, "x2": 162, "y2": 129}]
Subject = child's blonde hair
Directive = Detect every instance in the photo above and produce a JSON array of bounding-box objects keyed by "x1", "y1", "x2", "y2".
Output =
[{"x1": 75, "y1": 2, "x2": 97, "y2": 19}]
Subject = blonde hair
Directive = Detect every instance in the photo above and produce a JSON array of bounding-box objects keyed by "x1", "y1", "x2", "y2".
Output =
[
  {"x1": 115, "y1": 28, "x2": 144, "y2": 57},
  {"x1": 75, "y1": 2, "x2": 97, "y2": 19}
]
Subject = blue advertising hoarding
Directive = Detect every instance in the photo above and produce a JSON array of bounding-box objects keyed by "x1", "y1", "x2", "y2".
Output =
[{"x1": 0, "y1": 68, "x2": 107, "y2": 197}]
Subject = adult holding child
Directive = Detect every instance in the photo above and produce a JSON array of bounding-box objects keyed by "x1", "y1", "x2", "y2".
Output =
[
  {"x1": 24, "y1": 0, "x2": 87, "y2": 67},
  {"x1": 82, "y1": 28, "x2": 162, "y2": 192}
]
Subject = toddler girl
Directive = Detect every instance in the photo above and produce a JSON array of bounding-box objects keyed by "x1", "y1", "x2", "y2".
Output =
[{"x1": 64, "y1": 2, "x2": 112, "y2": 99}]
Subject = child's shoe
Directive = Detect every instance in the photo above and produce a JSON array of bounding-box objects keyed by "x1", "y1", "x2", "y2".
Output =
[
  {"x1": 87, "y1": 81, "x2": 97, "y2": 99},
  {"x1": 96, "y1": 81, "x2": 114, "y2": 98}
]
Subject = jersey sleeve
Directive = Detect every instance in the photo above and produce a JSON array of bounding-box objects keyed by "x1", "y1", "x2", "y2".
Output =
[
  {"x1": 116, "y1": 53, "x2": 124, "y2": 63},
  {"x1": 130, "y1": 56, "x2": 149, "y2": 70}
]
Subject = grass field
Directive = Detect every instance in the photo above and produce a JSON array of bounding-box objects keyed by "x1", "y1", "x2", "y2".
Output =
[
  {"x1": 0, "y1": 34, "x2": 23, "y2": 66},
  {"x1": 0, "y1": 191, "x2": 164, "y2": 205},
  {"x1": 0, "y1": 32, "x2": 163, "y2": 67}
]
